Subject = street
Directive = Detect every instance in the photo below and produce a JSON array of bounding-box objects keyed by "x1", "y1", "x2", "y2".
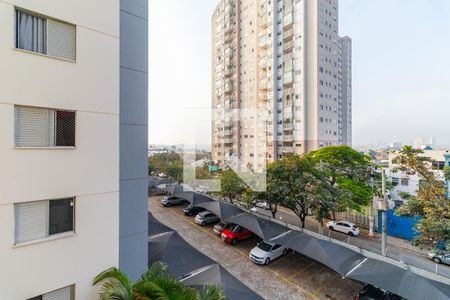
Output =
[
  {"x1": 149, "y1": 196, "x2": 363, "y2": 300},
  {"x1": 254, "y1": 205, "x2": 450, "y2": 279}
]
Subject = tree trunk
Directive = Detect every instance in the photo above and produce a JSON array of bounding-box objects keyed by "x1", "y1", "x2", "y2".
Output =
[
  {"x1": 300, "y1": 213, "x2": 306, "y2": 228},
  {"x1": 270, "y1": 203, "x2": 277, "y2": 218},
  {"x1": 319, "y1": 219, "x2": 324, "y2": 235}
]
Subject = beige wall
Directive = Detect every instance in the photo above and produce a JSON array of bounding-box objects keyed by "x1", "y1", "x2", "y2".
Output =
[{"x1": 0, "y1": 0, "x2": 119, "y2": 299}]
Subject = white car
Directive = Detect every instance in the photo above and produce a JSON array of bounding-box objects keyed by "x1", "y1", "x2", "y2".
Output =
[
  {"x1": 249, "y1": 241, "x2": 288, "y2": 265},
  {"x1": 327, "y1": 220, "x2": 360, "y2": 236},
  {"x1": 255, "y1": 200, "x2": 271, "y2": 210}
]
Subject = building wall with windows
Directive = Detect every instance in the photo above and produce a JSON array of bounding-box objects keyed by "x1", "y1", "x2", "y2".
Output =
[
  {"x1": 212, "y1": 0, "x2": 352, "y2": 170},
  {"x1": 0, "y1": 0, "x2": 120, "y2": 299}
]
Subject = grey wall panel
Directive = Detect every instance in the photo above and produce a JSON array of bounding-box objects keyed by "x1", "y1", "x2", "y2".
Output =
[
  {"x1": 120, "y1": 124, "x2": 148, "y2": 180},
  {"x1": 119, "y1": 178, "x2": 148, "y2": 239},
  {"x1": 120, "y1": 67, "x2": 148, "y2": 126},
  {"x1": 120, "y1": 0, "x2": 148, "y2": 19},
  {"x1": 120, "y1": 0, "x2": 148, "y2": 280},
  {"x1": 119, "y1": 232, "x2": 148, "y2": 280},
  {"x1": 120, "y1": 11, "x2": 148, "y2": 72}
]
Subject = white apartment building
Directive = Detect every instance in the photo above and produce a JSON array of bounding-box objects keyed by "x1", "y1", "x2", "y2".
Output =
[
  {"x1": 212, "y1": 0, "x2": 352, "y2": 170},
  {"x1": 0, "y1": 1, "x2": 148, "y2": 299},
  {"x1": 387, "y1": 150, "x2": 450, "y2": 204}
]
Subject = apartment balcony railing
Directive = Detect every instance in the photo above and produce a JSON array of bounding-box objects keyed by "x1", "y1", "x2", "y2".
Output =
[
  {"x1": 283, "y1": 28, "x2": 294, "y2": 42},
  {"x1": 283, "y1": 123, "x2": 293, "y2": 131},
  {"x1": 224, "y1": 67, "x2": 233, "y2": 77},
  {"x1": 283, "y1": 134, "x2": 294, "y2": 142},
  {"x1": 259, "y1": 37, "x2": 270, "y2": 49},
  {"x1": 224, "y1": 80, "x2": 233, "y2": 94},
  {"x1": 259, "y1": 57, "x2": 268, "y2": 69},
  {"x1": 283, "y1": 40, "x2": 294, "y2": 53},
  {"x1": 283, "y1": 109, "x2": 292, "y2": 119},
  {"x1": 282, "y1": 146, "x2": 294, "y2": 152},
  {"x1": 259, "y1": 79, "x2": 270, "y2": 90},
  {"x1": 283, "y1": 13, "x2": 293, "y2": 29}
]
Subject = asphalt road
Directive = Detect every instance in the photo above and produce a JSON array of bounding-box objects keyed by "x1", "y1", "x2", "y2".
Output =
[{"x1": 254, "y1": 206, "x2": 450, "y2": 279}]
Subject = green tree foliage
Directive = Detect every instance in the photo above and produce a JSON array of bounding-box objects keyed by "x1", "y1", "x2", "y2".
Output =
[
  {"x1": 219, "y1": 169, "x2": 248, "y2": 204},
  {"x1": 392, "y1": 146, "x2": 450, "y2": 249},
  {"x1": 93, "y1": 262, "x2": 224, "y2": 300},
  {"x1": 307, "y1": 146, "x2": 372, "y2": 218},
  {"x1": 148, "y1": 153, "x2": 183, "y2": 182}
]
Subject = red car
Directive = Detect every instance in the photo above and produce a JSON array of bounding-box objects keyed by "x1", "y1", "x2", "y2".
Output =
[{"x1": 221, "y1": 224, "x2": 253, "y2": 245}]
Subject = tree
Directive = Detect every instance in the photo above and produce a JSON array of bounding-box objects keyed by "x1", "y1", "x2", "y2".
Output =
[
  {"x1": 93, "y1": 262, "x2": 224, "y2": 300},
  {"x1": 148, "y1": 152, "x2": 183, "y2": 182},
  {"x1": 307, "y1": 146, "x2": 372, "y2": 219},
  {"x1": 219, "y1": 169, "x2": 247, "y2": 204},
  {"x1": 392, "y1": 146, "x2": 450, "y2": 249}
]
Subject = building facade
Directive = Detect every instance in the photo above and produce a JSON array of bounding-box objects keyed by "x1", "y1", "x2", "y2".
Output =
[
  {"x1": 0, "y1": 0, "x2": 148, "y2": 299},
  {"x1": 211, "y1": 0, "x2": 352, "y2": 170}
]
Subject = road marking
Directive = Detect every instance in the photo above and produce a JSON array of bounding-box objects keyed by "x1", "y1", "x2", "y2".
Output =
[{"x1": 166, "y1": 207, "x2": 320, "y2": 300}]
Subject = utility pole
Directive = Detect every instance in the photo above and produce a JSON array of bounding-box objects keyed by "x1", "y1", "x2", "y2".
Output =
[
  {"x1": 369, "y1": 169, "x2": 375, "y2": 238},
  {"x1": 381, "y1": 168, "x2": 387, "y2": 256}
]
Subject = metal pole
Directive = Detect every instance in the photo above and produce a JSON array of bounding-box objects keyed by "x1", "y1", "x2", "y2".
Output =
[
  {"x1": 381, "y1": 168, "x2": 387, "y2": 256},
  {"x1": 369, "y1": 170, "x2": 374, "y2": 238}
]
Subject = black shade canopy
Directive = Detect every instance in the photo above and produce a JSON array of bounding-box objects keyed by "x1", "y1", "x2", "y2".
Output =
[
  {"x1": 164, "y1": 184, "x2": 185, "y2": 195},
  {"x1": 346, "y1": 258, "x2": 450, "y2": 300},
  {"x1": 270, "y1": 230, "x2": 366, "y2": 275},
  {"x1": 148, "y1": 212, "x2": 173, "y2": 236},
  {"x1": 181, "y1": 264, "x2": 264, "y2": 300},
  {"x1": 196, "y1": 201, "x2": 244, "y2": 219},
  {"x1": 225, "y1": 213, "x2": 289, "y2": 240},
  {"x1": 148, "y1": 231, "x2": 215, "y2": 278},
  {"x1": 174, "y1": 191, "x2": 214, "y2": 205}
]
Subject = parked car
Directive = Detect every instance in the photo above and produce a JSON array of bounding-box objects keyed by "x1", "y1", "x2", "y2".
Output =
[
  {"x1": 221, "y1": 224, "x2": 253, "y2": 245},
  {"x1": 428, "y1": 251, "x2": 450, "y2": 265},
  {"x1": 195, "y1": 211, "x2": 220, "y2": 226},
  {"x1": 183, "y1": 204, "x2": 206, "y2": 216},
  {"x1": 254, "y1": 200, "x2": 270, "y2": 210},
  {"x1": 354, "y1": 284, "x2": 404, "y2": 300},
  {"x1": 327, "y1": 220, "x2": 360, "y2": 236},
  {"x1": 160, "y1": 196, "x2": 185, "y2": 207},
  {"x1": 213, "y1": 222, "x2": 233, "y2": 235},
  {"x1": 249, "y1": 241, "x2": 288, "y2": 265}
]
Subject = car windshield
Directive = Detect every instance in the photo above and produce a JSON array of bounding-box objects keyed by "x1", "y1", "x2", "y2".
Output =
[
  {"x1": 230, "y1": 225, "x2": 241, "y2": 233},
  {"x1": 186, "y1": 204, "x2": 193, "y2": 209},
  {"x1": 257, "y1": 242, "x2": 272, "y2": 252}
]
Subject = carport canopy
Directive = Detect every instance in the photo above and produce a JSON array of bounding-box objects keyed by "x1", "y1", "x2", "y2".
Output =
[
  {"x1": 181, "y1": 263, "x2": 264, "y2": 300},
  {"x1": 196, "y1": 201, "x2": 244, "y2": 219},
  {"x1": 225, "y1": 213, "x2": 289, "y2": 240},
  {"x1": 148, "y1": 212, "x2": 173, "y2": 236},
  {"x1": 148, "y1": 231, "x2": 215, "y2": 278},
  {"x1": 270, "y1": 230, "x2": 366, "y2": 275},
  {"x1": 345, "y1": 258, "x2": 450, "y2": 300},
  {"x1": 174, "y1": 191, "x2": 214, "y2": 206}
]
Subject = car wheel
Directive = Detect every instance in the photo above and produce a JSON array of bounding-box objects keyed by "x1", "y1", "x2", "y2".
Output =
[
  {"x1": 165, "y1": 203, "x2": 171, "y2": 207},
  {"x1": 348, "y1": 232, "x2": 354, "y2": 237},
  {"x1": 231, "y1": 239, "x2": 238, "y2": 246},
  {"x1": 201, "y1": 221, "x2": 206, "y2": 226},
  {"x1": 283, "y1": 249, "x2": 288, "y2": 256},
  {"x1": 329, "y1": 226, "x2": 334, "y2": 231},
  {"x1": 265, "y1": 258, "x2": 271, "y2": 265},
  {"x1": 433, "y1": 257, "x2": 442, "y2": 264}
]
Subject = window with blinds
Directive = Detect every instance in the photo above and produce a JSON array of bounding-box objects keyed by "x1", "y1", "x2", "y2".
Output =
[
  {"x1": 27, "y1": 285, "x2": 74, "y2": 300},
  {"x1": 15, "y1": 106, "x2": 76, "y2": 147},
  {"x1": 15, "y1": 9, "x2": 76, "y2": 61},
  {"x1": 15, "y1": 198, "x2": 75, "y2": 244}
]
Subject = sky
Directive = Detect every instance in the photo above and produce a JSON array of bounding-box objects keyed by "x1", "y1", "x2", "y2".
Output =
[{"x1": 149, "y1": 0, "x2": 450, "y2": 149}]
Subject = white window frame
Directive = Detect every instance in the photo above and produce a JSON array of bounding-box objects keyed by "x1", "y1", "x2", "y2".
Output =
[{"x1": 14, "y1": 7, "x2": 77, "y2": 62}]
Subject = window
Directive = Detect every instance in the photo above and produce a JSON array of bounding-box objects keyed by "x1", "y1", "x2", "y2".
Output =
[
  {"x1": 15, "y1": 198, "x2": 74, "y2": 244},
  {"x1": 15, "y1": 106, "x2": 76, "y2": 147},
  {"x1": 27, "y1": 285, "x2": 74, "y2": 300},
  {"x1": 401, "y1": 178, "x2": 409, "y2": 186},
  {"x1": 15, "y1": 9, "x2": 76, "y2": 61}
]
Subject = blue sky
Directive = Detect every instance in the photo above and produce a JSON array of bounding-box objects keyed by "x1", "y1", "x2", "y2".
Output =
[{"x1": 149, "y1": 1, "x2": 450, "y2": 148}]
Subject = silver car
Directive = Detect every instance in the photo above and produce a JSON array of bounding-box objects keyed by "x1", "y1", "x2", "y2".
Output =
[
  {"x1": 195, "y1": 211, "x2": 220, "y2": 226},
  {"x1": 428, "y1": 251, "x2": 450, "y2": 265},
  {"x1": 160, "y1": 196, "x2": 185, "y2": 207}
]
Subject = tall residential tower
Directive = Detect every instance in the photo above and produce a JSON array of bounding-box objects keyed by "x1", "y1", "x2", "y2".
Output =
[{"x1": 212, "y1": 0, "x2": 352, "y2": 170}]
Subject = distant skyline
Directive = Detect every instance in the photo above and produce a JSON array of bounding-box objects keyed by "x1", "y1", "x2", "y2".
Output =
[{"x1": 149, "y1": 1, "x2": 450, "y2": 149}]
